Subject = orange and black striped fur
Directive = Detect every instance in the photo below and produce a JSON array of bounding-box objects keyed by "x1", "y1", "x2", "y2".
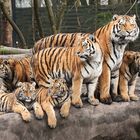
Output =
[
  {"x1": 33, "y1": 14, "x2": 139, "y2": 104},
  {"x1": 36, "y1": 78, "x2": 71, "y2": 128},
  {"x1": 0, "y1": 82, "x2": 43, "y2": 121},
  {"x1": 31, "y1": 36, "x2": 103, "y2": 107},
  {"x1": 119, "y1": 51, "x2": 140, "y2": 102},
  {"x1": 0, "y1": 56, "x2": 34, "y2": 92}
]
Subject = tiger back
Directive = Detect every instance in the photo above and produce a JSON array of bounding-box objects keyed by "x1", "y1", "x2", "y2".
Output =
[
  {"x1": 31, "y1": 36, "x2": 103, "y2": 107},
  {"x1": 119, "y1": 51, "x2": 140, "y2": 102},
  {"x1": 33, "y1": 14, "x2": 139, "y2": 104}
]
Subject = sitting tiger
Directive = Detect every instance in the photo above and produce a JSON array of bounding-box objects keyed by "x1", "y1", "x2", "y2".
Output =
[
  {"x1": 119, "y1": 51, "x2": 140, "y2": 101},
  {"x1": 0, "y1": 82, "x2": 44, "y2": 122},
  {"x1": 31, "y1": 35, "x2": 103, "y2": 107},
  {"x1": 36, "y1": 78, "x2": 71, "y2": 128},
  {"x1": 0, "y1": 56, "x2": 34, "y2": 92}
]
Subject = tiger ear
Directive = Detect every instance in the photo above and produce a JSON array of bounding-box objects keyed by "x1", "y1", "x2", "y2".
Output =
[
  {"x1": 133, "y1": 14, "x2": 136, "y2": 20},
  {"x1": 16, "y1": 82, "x2": 23, "y2": 87},
  {"x1": 81, "y1": 38, "x2": 87, "y2": 46},
  {"x1": 32, "y1": 82, "x2": 36, "y2": 87},
  {"x1": 3, "y1": 60, "x2": 9, "y2": 65},
  {"x1": 113, "y1": 14, "x2": 119, "y2": 21},
  {"x1": 89, "y1": 34, "x2": 94, "y2": 41}
]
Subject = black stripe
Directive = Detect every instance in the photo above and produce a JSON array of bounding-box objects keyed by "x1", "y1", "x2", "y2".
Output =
[
  {"x1": 49, "y1": 48, "x2": 57, "y2": 67},
  {"x1": 84, "y1": 66, "x2": 90, "y2": 74},
  {"x1": 60, "y1": 34, "x2": 66, "y2": 45},
  {"x1": 96, "y1": 26, "x2": 104, "y2": 38},
  {"x1": 55, "y1": 34, "x2": 60, "y2": 47},
  {"x1": 108, "y1": 52, "x2": 115, "y2": 64},
  {"x1": 112, "y1": 41, "x2": 118, "y2": 59},
  {"x1": 86, "y1": 59, "x2": 94, "y2": 69},
  {"x1": 61, "y1": 35, "x2": 68, "y2": 46},
  {"x1": 105, "y1": 60, "x2": 111, "y2": 71},
  {"x1": 49, "y1": 36, "x2": 55, "y2": 47}
]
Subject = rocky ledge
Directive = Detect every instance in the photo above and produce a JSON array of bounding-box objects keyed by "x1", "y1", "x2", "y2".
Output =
[{"x1": 0, "y1": 79, "x2": 140, "y2": 140}]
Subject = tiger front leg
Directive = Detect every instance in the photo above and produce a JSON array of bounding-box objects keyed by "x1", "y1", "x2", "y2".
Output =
[
  {"x1": 71, "y1": 77, "x2": 83, "y2": 108},
  {"x1": 99, "y1": 64, "x2": 112, "y2": 104},
  {"x1": 41, "y1": 101, "x2": 57, "y2": 128},
  {"x1": 119, "y1": 76, "x2": 130, "y2": 101},
  {"x1": 128, "y1": 79, "x2": 139, "y2": 101},
  {"x1": 87, "y1": 79, "x2": 99, "y2": 106},
  {"x1": 111, "y1": 70, "x2": 123, "y2": 102},
  {"x1": 60, "y1": 97, "x2": 71, "y2": 118},
  {"x1": 32, "y1": 101, "x2": 44, "y2": 119},
  {"x1": 12, "y1": 102, "x2": 31, "y2": 122}
]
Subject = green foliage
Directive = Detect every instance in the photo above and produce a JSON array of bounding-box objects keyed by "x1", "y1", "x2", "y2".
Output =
[{"x1": 96, "y1": 12, "x2": 112, "y2": 28}]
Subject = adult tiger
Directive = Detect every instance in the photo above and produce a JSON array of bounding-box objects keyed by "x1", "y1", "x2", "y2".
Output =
[
  {"x1": 33, "y1": 14, "x2": 139, "y2": 104},
  {"x1": 31, "y1": 36, "x2": 103, "y2": 107},
  {"x1": 0, "y1": 56, "x2": 34, "y2": 92},
  {"x1": 119, "y1": 51, "x2": 140, "y2": 102}
]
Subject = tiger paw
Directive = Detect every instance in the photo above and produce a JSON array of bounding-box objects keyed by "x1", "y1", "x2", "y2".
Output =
[
  {"x1": 72, "y1": 98, "x2": 83, "y2": 108},
  {"x1": 130, "y1": 94, "x2": 139, "y2": 101},
  {"x1": 22, "y1": 111, "x2": 32, "y2": 122},
  {"x1": 88, "y1": 97, "x2": 99, "y2": 106},
  {"x1": 48, "y1": 117, "x2": 57, "y2": 129},
  {"x1": 100, "y1": 95, "x2": 112, "y2": 104},
  {"x1": 112, "y1": 94, "x2": 123, "y2": 102},
  {"x1": 35, "y1": 109, "x2": 44, "y2": 120},
  {"x1": 121, "y1": 94, "x2": 130, "y2": 102},
  {"x1": 60, "y1": 109, "x2": 69, "y2": 118}
]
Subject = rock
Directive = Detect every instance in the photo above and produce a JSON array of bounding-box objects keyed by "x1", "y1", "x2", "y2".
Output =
[{"x1": 0, "y1": 79, "x2": 140, "y2": 140}]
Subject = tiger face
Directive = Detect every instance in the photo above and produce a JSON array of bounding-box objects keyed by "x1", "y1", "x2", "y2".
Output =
[
  {"x1": 112, "y1": 15, "x2": 139, "y2": 42},
  {"x1": 76, "y1": 35, "x2": 97, "y2": 61},
  {"x1": 48, "y1": 78, "x2": 69, "y2": 99},
  {"x1": 15, "y1": 82, "x2": 36, "y2": 103}
]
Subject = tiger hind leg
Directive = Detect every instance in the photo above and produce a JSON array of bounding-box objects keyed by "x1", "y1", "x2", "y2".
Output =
[
  {"x1": 12, "y1": 102, "x2": 31, "y2": 122},
  {"x1": 60, "y1": 97, "x2": 71, "y2": 118},
  {"x1": 32, "y1": 102, "x2": 44, "y2": 119}
]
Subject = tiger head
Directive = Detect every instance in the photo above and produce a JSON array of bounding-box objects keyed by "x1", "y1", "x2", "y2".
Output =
[
  {"x1": 111, "y1": 14, "x2": 139, "y2": 43},
  {"x1": 76, "y1": 35, "x2": 99, "y2": 61},
  {"x1": 0, "y1": 59, "x2": 14, "y2": 80},
  {"x1": 15, "y1": 82, "x2": 37, "y2": 104},
  {"x1": 124, "y1": 51, "x2": 140, "y2": 73},
  {"x1": 48, "y1": 78, "x2": 70, "y2": 99}
]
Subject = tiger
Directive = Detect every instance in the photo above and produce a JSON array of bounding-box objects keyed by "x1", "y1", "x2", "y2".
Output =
[
  {"x1": 0, "y1": 82, "x2": 44, "y2": 122},
  {"x1": 32, "y1": 14, "x2": 139, "y2": 104},
  {"x1": 0, "y1": 56, "x2": 34, "y2": 92},
  {"x1": 31, "y1": 35, "x2": 103, "y2": 108},
  {"x1": 36, "y1": 78, "x2": 71, "y2": 128},
  {"x1": 119, "y1": 51, "x2": 140, "y2": 102}
]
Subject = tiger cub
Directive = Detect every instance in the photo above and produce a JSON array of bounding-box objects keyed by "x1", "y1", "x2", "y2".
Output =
[
  {"x1": 0, "y1": 82, "x2": 44, "y2": 121},
  {"x1": 119, "y1": 51, "x2": 140, "y2": 101},
  {"x1": 36, "y1": 78, "x2": 71, "y2": 128},
  {"x1": 31, "y1": 35, "x2": 103, "y2": 107},
  {"x1": 0, "y1": 56, "x2": 33, "y2": 92}
]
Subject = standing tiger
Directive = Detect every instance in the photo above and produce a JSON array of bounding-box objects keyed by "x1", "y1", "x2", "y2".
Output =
[
  {"x1": 33, "y1": 14, "x2": 139, "y2": 104},
  {"x1": 31, "y1": 36, "x2": 103, "y2": 107},
  {"x1": 36, "y1": 78, "x2": 71, "y2": 128},
  {"x1": 119, "y1": 51, "x2": 140, "y2": 102},
  {"x1": 0, "y1": 82, "x2": 43, "y2": 122},
  {"x1": 0, "y1": 56, "x2": 34, "y2": 92}
]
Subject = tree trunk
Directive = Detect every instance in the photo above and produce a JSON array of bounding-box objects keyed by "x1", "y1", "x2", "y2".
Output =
[
  {"x1": 34, "y1": 0, "x2": 44, "y2": 38},
  {"x1": 44, "y1": 0, "x2": 57, "y2": 34},
  {"x1": 1, "y1": 0, "x2": 12, "y2": 47},
  {"x1": 0, "y1": 0, "x2": 27, "y2": 48}
]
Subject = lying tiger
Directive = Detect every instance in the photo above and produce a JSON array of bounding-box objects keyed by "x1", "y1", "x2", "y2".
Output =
[
  {"x1": 0, "y1": 82, "x2": 43, "y2": 122},
  {"x1": 119, "y1": 51, "x2": 140, "y2": 101},
  {"x1": 0, "y1": 56, "x2": 34, "y2": 92},
  {"x1": 36, "y1": 78, "x2": 71, "y2": 128}
]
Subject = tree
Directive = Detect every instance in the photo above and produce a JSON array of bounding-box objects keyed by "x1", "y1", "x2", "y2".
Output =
[
  {"x1": 0, "y1": 0, "x2": 27, "y2": 48},
  {"x1": 44, "y1": 0, "x2": 67, "y2": 34}
]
